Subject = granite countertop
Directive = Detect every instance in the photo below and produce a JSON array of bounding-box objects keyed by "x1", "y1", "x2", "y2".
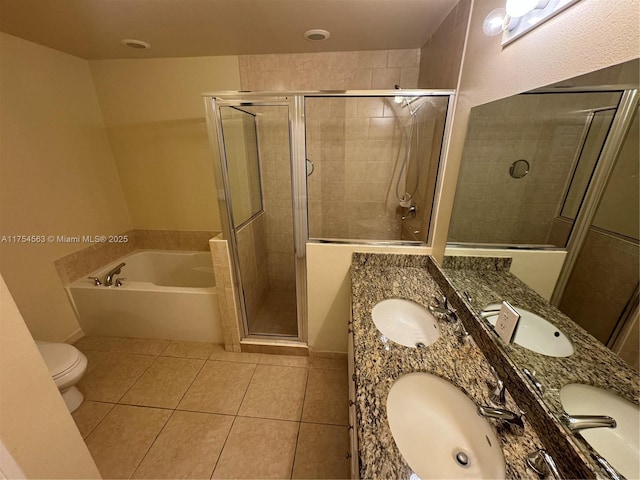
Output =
[
  {"x1": 350, "y1": 253, "x2": 543, "y2": 479},
  {"x1": 440, "y1": 257, "x2": 639, "y2": 414}
]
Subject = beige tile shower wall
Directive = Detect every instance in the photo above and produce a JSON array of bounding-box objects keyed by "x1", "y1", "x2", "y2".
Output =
[
  {"x1": 210, "y1": 236, "x2": 242, "y2": 352},
  {"x1": 256, "y1": 112, "x2": 295, "y2": 291},
  {"x1": 235, "y1": 214, "x2": 269, "y2": 322},
  {"x1": 306, "y1": 97, "x2": 411, "y2": 240},
  {"x1": 239, "y1": 49, "x2": 420, "y2": 91},
  {"x1": 448, "y1": 93, "x2": 616, "y2": 245},
  {"x1": 418, "y1": 0, "x2": 470, "y2": 89}
]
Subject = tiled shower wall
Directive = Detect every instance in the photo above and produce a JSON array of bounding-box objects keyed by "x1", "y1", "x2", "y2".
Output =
[
  {"x1": 305, "y1": 97, "x2": 443, "y2": 240},
  {"x1": 239, "y1": 49, "x2": 420, "y2": 91},
  {"x1": 448, "y1": 93, "x2": 619, "y2": 245},
  {"x1": 239, "y1": 49, "x2": 422, "y2": 242}
]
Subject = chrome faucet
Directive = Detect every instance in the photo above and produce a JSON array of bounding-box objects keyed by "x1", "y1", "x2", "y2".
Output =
[
  {"x1": 526, "y1": 449, "x2": 561, "y2": 480},
  {"x1": 428, "y1": 295, "x2": 457, "y2": 322},
  {"x1": 488, "y1": 366, "x2": 506, "y2": 405},
  {"x1": 104, "y1": 262, "x2": 126, "y2": 287},
  {"x1": 560, "y1": 413, "x2": 617, "y2": 432},
  {"x1": 477, "y1": 405, "x2": 524, "y2": 431}
]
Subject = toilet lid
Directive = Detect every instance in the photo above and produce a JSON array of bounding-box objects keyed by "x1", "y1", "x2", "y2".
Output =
[{"x1": 36, "y1": 341, "x2": 82, "y2": 378}]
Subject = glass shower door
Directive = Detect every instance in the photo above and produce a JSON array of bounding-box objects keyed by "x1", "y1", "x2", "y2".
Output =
[{"x1": 218, "y1": 105, "x2": 298, "y2": 337}]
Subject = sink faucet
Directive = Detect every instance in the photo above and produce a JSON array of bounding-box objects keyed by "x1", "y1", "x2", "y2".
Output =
[
  {"x1": 428, "y1": 295, "x2": 457, "y2": 322},
  {"x1": 104, "y1": 262, "x2": 126, "y2": 286},
  {"x1": 477, "y1": 405, "x2": 524, "y2": 432},
  {"x1": 526, "y1": 449, "x2": 561, "y2": 480},
  {"x1": 560, "y1": 413, "x2": 617, "y2": 432}
]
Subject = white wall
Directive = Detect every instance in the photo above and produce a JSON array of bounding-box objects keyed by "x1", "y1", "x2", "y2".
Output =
[
  {"x1": 0, "y1": 33, "x2": 132, "y2": 342},
  {"x1": 0, "y1": 275, "x2": 100, "y2": 479}
]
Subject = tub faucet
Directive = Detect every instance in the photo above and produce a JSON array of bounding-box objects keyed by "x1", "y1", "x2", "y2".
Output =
[
  {"x1": 104, "y1": 262, "x2": 126, "y2": 287},
  {"x1": 560, "y1": 413, "x2": 617, "y2": 432},
  {"x1": 477, "y1": 405, "x2": 524, "y2": 432}
]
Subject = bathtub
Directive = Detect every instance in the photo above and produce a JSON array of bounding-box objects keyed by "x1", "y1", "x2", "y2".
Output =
[{"x1": 67, "y1": 250, "x2": 223, "y2": 343}]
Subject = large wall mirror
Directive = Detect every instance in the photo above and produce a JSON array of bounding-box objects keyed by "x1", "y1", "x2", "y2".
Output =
[
  {"x1": 444, "y1": 59, "x2": 639, "y2": 479},
  {"x1": 448, "y1": 58, "x2": 639, "y2": 366}
]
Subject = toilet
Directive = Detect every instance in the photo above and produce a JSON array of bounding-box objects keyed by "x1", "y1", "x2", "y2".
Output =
[{"x1": 36, "y1": 341, "x2": 88, "y2": 413}]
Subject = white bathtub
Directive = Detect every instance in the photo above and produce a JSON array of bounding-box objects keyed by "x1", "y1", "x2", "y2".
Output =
[{"x1": 67, "y1": 250, "x2": 223, "y2": 342}]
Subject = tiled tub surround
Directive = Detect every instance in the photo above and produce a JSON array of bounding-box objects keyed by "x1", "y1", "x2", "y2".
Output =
[
  {"x1": 349, "y1": 253, "x2": 544, "y2": 479},
  {"x1": 438, "y1": 256, "x2": 639, "y2": 478},
  {"x1": 55, "y1": 229, "x2": 219, "y2": 284}
]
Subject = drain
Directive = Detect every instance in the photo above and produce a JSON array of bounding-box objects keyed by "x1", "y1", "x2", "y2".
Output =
[
  {"x1": 454, "y1": 451, "x2": 470, "y2": 467},
  {"x1": 415, "y1": 342, "x2": 426, "y2": 348}
]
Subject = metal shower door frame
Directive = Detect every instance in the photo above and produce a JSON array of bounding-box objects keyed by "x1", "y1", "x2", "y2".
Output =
[{"x1": 205, "y1": 93, "x2": 308, "y2": 343}]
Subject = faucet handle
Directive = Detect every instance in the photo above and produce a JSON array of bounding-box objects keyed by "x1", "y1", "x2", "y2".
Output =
[
  {"x1": 526, "y1": 449, "x2": 561, "y2": 480},
  {"x1": 87, "y1": 276, "x2": 102, "y2": 286},
  {"x1": 430, "y1": 294, "x2": 447, "y2": 309},
  {"x1": 522, "y1": 368, "x2": 545, "y2": 395},
  {"x1": 114, "y1": 277, "x2": 127, "y2": 287}
]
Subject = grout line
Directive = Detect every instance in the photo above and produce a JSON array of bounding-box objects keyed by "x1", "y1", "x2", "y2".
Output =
[
  {"x1": 173, "y1": 357, "x2": 209, "y2": 409},
  {"x1": 76, "y1": 401, "x2": 116, "y2": 440},
  {"x1": 210, "y1": 415, "x2": 239, "y2": 479},
  {"x1": 129, "y1": 409, "x2": 176, "y2": 479},
  {"x1": 114, "y1": 354, "x2": 161, "y2": 404},
  {"x1": 289, "y1": 362, "x2": 310, "y2": 479}
]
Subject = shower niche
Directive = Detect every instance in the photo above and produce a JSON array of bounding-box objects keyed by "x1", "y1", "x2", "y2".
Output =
[{"x1": 207, "y1": 91, "x2": 453, "y2": 342}]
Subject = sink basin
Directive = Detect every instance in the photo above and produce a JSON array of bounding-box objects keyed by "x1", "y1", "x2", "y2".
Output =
[
  {"x1": 560, "y1": 383, "x2": 639, "y2": 479},
  {"x1": 372, "y1": 298, "x2": 440, "y2": 348},
  {"x1": 387, "y1": 372, "x2": 506, "y2": 479},
  {"x1": 482, "y1": 304, "x2": 573, "y2": 357}
]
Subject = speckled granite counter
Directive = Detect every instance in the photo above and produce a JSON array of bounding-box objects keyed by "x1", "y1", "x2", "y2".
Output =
[
  {"x1": 350, "y1": 253, "x2": 544, "y2": 479},
  {"x1": 439, "y1": 256, "x2": 639, "y2": 478}
]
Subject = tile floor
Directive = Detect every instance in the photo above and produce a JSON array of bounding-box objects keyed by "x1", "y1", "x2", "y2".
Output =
[
  {"x1": 72, "y1": 336, "x2": 350, "y2": 479},
  {"x1": 250, "y1": 289, "x2": 298, "y2": 337}
]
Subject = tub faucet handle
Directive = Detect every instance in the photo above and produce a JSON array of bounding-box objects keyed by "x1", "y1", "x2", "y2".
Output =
[
  {"x1": 87, "y1": 276, "x2": 102, "y2": 286},
  {"x1": 114, "y1": 277, "x2": 126, "y2": 287}
]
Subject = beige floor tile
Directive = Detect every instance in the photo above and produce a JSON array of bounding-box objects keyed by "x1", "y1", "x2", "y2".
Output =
[
  {"x1": 83, "y1": 350, "x2": 112, "y2": 375},
  {"x1": 310, "y1": 356, "x2": 348, "y2": 370},
  {"x1": 115, "y1": 337, "x2": 171, "y2": 356},
  {"x1": 177, "y1": 361, "x2": 255, "y2": 415},
  {"x1": 78, "y1": 353, "x2": 155, "y2": 403},
  {"x1": 212, "y1": 417, "x2": 299, "y2": 479},
  {"x1": 238, "y1": 364, "x2": 308, "y2": 421},
  {"x1": 162, "y1": 341, "x2": 217, "y2": 359},
  {"x1": 258, "y1": 353, "x2": 310, "y2": 368},
  {"x1": 74, "y1": 336, "x2": 123, "y2": 353},
  {"x1": 302, "y1": 368, "x2": 349, "y2": 425},
  {"x1": 133, "y1": 411, "x2": 234, "y2": 479},
  {"x1": 292, "y1": 423, "x2": 350, "y2": 479},
  {"x1": 72, "y1": 401, "x2": 114, "y2": 438},
  {"x1": 120, "y1": 357, "x2": 205, "y2": 409},
  {"x1": 209, "y1": 344, "x2": 261, "y2": 364},
  {"x1": 85, "y1": 405, "x2": 171, "y2": 479}
]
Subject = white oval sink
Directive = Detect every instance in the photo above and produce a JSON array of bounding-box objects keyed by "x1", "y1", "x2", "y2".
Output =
[
  {"x1": 483, "y1": 304, "x2": 574, "y2": 357},
  {"x1": 371, "y1": 298, "x2": 440, "y2": 348},
  {"x1": 560, "y1": 383, "x2": 639, "y2": 479},
  {"x1": 387, "y1": 372, "x2": 506, "y2": 479}
]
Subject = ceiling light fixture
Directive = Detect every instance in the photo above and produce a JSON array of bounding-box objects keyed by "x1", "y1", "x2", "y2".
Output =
[
  {"x1": 121, "y1": 39, "x2": 151, "y2": 49},
  {"x1": 303, "y1": 29, "x2": 330, "y2": 41}
]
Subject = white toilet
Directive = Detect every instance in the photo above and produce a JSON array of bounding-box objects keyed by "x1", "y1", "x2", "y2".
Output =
[{"x1": 36, "y1": 341, "x2": 88, "y2": 413}]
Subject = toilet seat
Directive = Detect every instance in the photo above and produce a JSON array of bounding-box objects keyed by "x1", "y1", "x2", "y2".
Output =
[{"x1": 35, "y1": 341, "x2": 87, "y2": 388}]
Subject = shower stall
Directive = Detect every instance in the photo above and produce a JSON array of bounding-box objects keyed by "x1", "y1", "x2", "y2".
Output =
[{"x1": 204, "y1": 91, "x2": 453, "y2": 342}]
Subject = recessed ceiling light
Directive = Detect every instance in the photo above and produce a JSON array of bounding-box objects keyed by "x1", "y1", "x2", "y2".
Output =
[
  {"x1": 303, "y1": 29, "x2": 330, "y2": 41},
  {"x1": 121, "y1": 39, "x2": 151, "y2": 49}
]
